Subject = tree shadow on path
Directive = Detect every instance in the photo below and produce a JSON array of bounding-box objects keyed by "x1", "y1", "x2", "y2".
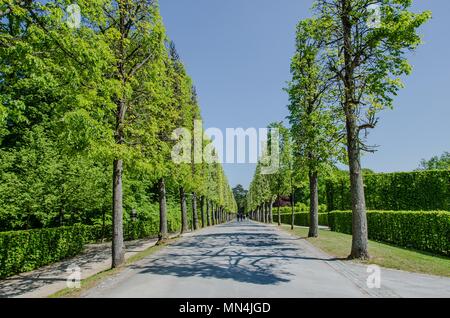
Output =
[{"x1": 131, "y1": 222, "x2": 340, "y2": 286}]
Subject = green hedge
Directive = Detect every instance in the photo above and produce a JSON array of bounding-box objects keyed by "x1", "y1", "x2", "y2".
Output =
[
  {"x1": 326, "y1": 170, "x2": 450, "y2": 211},
  {"x1": 0, "y1": 220, "x2": 176, "y2": 279},
  {"x1": 274, "y1": 212, "x2": 329, "y2": 227},
  {"x1": 328, "y1": 211, "x2": 450, "y2": 256}
]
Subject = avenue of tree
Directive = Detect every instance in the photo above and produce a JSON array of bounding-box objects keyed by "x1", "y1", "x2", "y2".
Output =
[{"x1": 0, "y1": 0, "x2": 237, "y2": 268}]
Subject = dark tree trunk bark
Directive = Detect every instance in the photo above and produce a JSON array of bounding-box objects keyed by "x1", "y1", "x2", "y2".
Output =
[
  {"x1": 216, "y1": 206, "x2": 220, "y2": 224},
  {"x1": 347, "y1": 132, "x2": 369, "y2": 259},
  {"x1": 158, "y1": 178, "x2": 168, "y2": 243},
  {"x1": 180, "y1": 187, "x2": 188, "y2": 234},
  {"x1": 341, "y1": 0, "x2": 370, "y2": 260},
  {"x1": 206, "y1": 200, "x2": 211, "y2": 226},
  {"x1": 200, "y1": 196, "x2": 205, "y2": 228},
  {"x1": 112, "y1": 4, "x2": 128, "y2": 268},
  {"x1": 291, "y1": 191, "x2": 295, "y2": 230},
  {"x1": 277, "y1": 194, "x2": 281, "y2": 226},
  {"x1": 59, "y1": 208, "x2": 65, "y2": 227},
  {"x1": 112, "y1": 159, "x2": 125, "y2": 268},
  {"x1": 192, "y1": 192, "x2": 198, "y2": 230},
  {"x1": 269, "y1": 201, "x2": 273, "y2": 224},
  {"x1": 308, "y1": 170, "x2": 319, "y2": 238},
  {"x1": 263, "y1": 204, "x2": 267, "y2": 223},
  {"x1": 102, "y1": 208, "x2": 106, "y2": 241}
]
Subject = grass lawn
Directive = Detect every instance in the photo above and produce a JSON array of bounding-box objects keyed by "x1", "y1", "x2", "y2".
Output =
[{"x1": 281, "y1": 225, "x2": 450, "y2": 277}]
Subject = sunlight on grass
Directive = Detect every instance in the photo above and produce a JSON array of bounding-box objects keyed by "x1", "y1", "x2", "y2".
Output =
[{"x1": 281, "y1": 225, "x2": 450, "y2": 277}]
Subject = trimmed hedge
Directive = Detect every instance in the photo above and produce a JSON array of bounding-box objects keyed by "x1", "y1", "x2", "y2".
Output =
[
  {"x1": 274, "y1": 212, "x2": 329, "y2": 227},
  {"x1": 328, "y1": 211, "x2": 450, "y2": 256},
  {"x1": 326, "y1": 170, "x2": 450, "y2": 211},
  {"x1": 0, "y1": 220, "x2": 175, "y2": 278}
]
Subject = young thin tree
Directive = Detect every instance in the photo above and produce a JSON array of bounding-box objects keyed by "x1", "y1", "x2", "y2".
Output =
[
  {"x1": 267, "y1": 123, "x2": 292, "y2": 226},
  {"x1": 287, "y1": 19, "x2": 341, "y2": 238}
]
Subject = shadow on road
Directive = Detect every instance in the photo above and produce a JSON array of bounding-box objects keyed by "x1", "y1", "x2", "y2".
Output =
[{"x1": 130, "y1": 221, "x2": 339, "y2": 286}]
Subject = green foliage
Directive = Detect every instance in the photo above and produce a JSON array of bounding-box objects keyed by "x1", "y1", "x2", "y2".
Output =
[
  {"x1": 247, "y1": 123, "x2": 295, "y2": 211},
  {"x1": 286, "y1": 18, "x2": 342, "y2": 176},
  {"x1": 326, "y1": 170, "x2": 450, "y2": 211},
  {"x1": 0, "y1": 224, "x2": 93, "y2": 278},
  {"x1": 418, "y1": 152, "x2": 450, "y2": 171},
  {"x1": 232, "y1": 185, "x2": 248, "y2": 213},
  {"x1": 328, "y1": 211, "x2": 450, "y2": 256},
  {"x1": 0, "y1": 0, "x2": 236, "y2": 235},
  {"x1": 0, "y1": 212, "x2": 182, "y2": 279}
]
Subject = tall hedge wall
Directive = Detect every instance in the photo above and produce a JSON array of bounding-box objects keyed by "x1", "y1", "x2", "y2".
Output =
[
  {"x1": 328, "y1": 211, "x2": 450, "y2": 256},
  {"x1": 0, "y1": 219, "x2": 180, "y2": 279},
  {"x1": 326, "y1": 170, "x2": 450, "y2": 211}
]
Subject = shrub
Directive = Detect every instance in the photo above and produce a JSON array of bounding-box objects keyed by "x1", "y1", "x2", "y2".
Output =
[
  {"x1": 0, "y1": 218, "x2": 179, "y2": 278},
  {"x1": 274, "y1": 212, "x2": 329, "y2": 227},
  {"x1": 326, "y1": 170, "x2": 450, "y2": 211},
  {"x1": 328, "y1": 211, "x2": 450, "y2": 256},
  {"x1": 0, "y1": 225, "x2": 90, "y2": 278}
]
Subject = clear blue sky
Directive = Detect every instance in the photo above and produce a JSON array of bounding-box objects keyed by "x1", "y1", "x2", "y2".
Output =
[{"x1": 159, "y1": 0, "x2": 450, "y2": 189}]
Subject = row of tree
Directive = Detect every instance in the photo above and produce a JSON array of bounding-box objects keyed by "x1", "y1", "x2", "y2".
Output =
[
  {"x1": 247, "y1": 0, "x2": 430, "y2": 259},
  {"x1": 0, "y1": 0, "x2": 236, "y2": 267}
]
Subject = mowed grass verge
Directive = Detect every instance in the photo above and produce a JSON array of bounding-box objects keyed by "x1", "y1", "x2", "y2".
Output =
[{"x1": 281, "y1": 225, "x2": 450, "y2": 277}]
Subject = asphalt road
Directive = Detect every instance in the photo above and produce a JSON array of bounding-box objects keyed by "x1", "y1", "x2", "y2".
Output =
[{"x1": 82, "y1": 221, "x2": 450, "y2": 298}]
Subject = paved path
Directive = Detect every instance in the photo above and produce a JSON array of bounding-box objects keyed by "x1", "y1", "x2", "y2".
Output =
[
  {"x1": 82, "y1": 221, "x2": 450, "y2": 298},
  {"x1": 0, "y1": 236, "x2": 174, "y2": 298}
]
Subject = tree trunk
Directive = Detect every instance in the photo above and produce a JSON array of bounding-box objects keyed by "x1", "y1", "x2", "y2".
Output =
[
  {"x1": 192, "y1": 192, "x2": 198, "y2": 230},
  {"x1": 347, "y1": 132, "x2": 369, "y2": 259},
  {"x1": 158, "y1": 178, "x2": 168, "y2": 243},
  {"x1": 200, "y1": 196, "x2": 205, "y2": 228},
  {"x1": 269, "y1": 201, "x2": 273, "y2": 224},
  {"x1": 102, "y1": 208, "x2": 106, "y2": 241},
  {"x1": 59, "y1": 208, "x2": 65, "y2": 227},
  {"x1": 341, "y1": 0, "x2": 370, "y2": 260},
  {"x1": 277, "y1": 194, "x2": 281, "y2": 226},
  {"x1": 112, "y1": 6, "x2": 127, "y2": 268},
  {"x1": 263, "y1": 204, "x2": 267, "y2": 223},
  {"x1": 112, "y1": 159, "x2": 125, "y2": 268},
  {"x1": 206, "y1": 200, "x2": 211, "y2": 226},
  {"x1": 180, "y1": 187, "x2": 188, "y2": 234},
  {"x1": 291, "y1": 191, "x2": 295, "y2": 230},
  {"x1": 308, "y1": 170, "x2": 319, "y2": 238}
]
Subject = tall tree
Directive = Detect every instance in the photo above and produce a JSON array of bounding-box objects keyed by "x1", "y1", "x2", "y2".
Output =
[
  {"x1": 232, "y1": 185, "x2": 248, "y2": 214},
  {"x1": 313, "y1": 0, "x2": 430, "y2": 259},
  {"x1": 267, "y1": 123, "x2": 292, "y2": 226},
  {"x1": 286, "y1": 19, "x2": 341, "y2": 238}
]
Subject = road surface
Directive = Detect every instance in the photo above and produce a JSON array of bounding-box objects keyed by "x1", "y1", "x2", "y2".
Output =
[{"x1": 82, "y1": 221, "x2": 450, "y2": 298}]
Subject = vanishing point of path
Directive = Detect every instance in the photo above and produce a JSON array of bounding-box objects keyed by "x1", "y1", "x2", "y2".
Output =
[{"x1": 82, "y1": 221, "x2": 450, "y2": 298}]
